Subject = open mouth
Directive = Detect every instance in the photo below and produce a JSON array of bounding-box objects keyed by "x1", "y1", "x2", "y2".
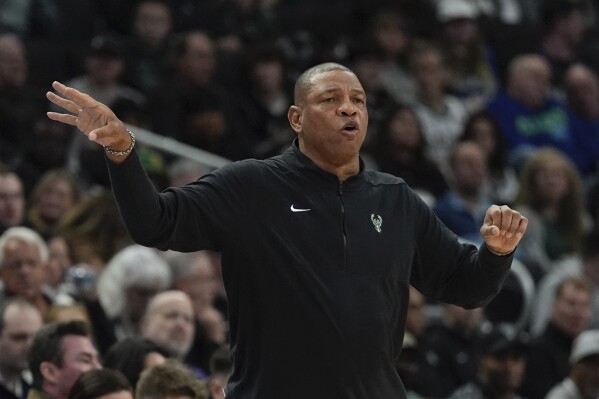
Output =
[{"x1": 341, "y1": 122, "x2": 358, "y2": 133}]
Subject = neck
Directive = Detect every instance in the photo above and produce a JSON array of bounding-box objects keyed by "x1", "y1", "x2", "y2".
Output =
[
  {"x1": 421, "y1": 91, "x2": 445, "y2": 112},
  {"x1": 298, "y1": 141, "x2": 361, "y2": 181},
  {"x1": 0, "y1": 366, "x2": 21, "y2": 386}
]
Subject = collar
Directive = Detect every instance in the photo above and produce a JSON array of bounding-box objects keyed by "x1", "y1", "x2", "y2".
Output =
[{"x1": 281, "y1": 138, "x2": 366, "y2": 191}]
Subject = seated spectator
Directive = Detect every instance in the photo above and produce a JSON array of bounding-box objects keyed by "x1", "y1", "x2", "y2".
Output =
[
  {"x1": 485, "y1": 54, "x2": 583, "y2": 172},
  {"x1": 531, "y1": 228, "x2": 599, "y2": 335},
  {"x1": 0, "y1": 227, "x2": 53, "y2": 316},
  {"x1": 136, "y1": 359, "x2": 208, "y2": 399},
  {"x1": 141, "y1": 291, "x2": 204, "y2": 378},
  {"x1": 546, "y1": 329, "x2": 599, "y2": 399},
  {"x1": 0, "y1": 298, "x2": 43, "y2": 399},
  {"x1": 367, "y1": 8, "x2": 417, "y2": 106},
  {"x1": 166, "y1": 251, "x2": 226, "y2": 374},
  {"x1": 433, "y1": 140, "x2": 493, "y2": 243},
  {"x1": 25, "y1": 170, "x2": 81, "y2": 240},
  {"x1": 520, "y1": 277, "x2": 593, "y2": 399},
  {"x1": 513, "y1": 148, "x2": 590, "y2": 278},
  {"x1": 448, "y1": 324, "x2": 529, "y2": 399},
  {"x1": 460, "y1": 111, "x2": 520, "y2": 205},
  {"x1": 68, "y1": 369, "x2": 133, "y2": 399},
  {"x1": 0, "y1": 34, "x2": 45, "y2": 165},
  {"x1": 27, "y1": 320, "x2": 101, "y2": 399},
  {"x1": 423, "y1": 304, "x2": 484, "y2": 397},
  {"x1": 409, "y1": 40, "x2": 468, "y2": 170},
  {"x1": 121, "y1": 0, "x2": 173, "y2": 94},
  {"x1": 97, "y1": 245, "x2": 171, "y2": 341},
  {"x1": 564, "y1": 63, "x2": 599, "y2": 176},
  {"x1": 206, "y1": 345, "x2": 232, "y2": 399},
  {"x1": 436, "y1": 0, "x2": 499, "y2": 113},
  {"x1": 166, "y1": 158, "x2": 209, "y2": 187},
  {"x1": 0, "y1": 167, "x2": 25, "y2": 235},
  {"x1": 102, "y1": 337, "x2": 167, "y2": 392},
  {"x1": 367, "y1": 102, "x2": 448, "y2": 203},
  {"x1": 538, "y1": 0, "x2": 588, "y2": 91},
  {"x1": 58, "y1": 190, "x2": 132, "y2": 269},
  {"x1": 235, "y1": 45, "x2": 295, "y2": 159}
]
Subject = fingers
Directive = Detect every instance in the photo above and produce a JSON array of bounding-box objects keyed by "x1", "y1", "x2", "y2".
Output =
[
  {"x1": 49, "y1": 81, "x2": 100, "y2": 109},
  {"x1": 47, "y1": 111, "x2": 78, "y2": 126},
  {"x1": 484, "y1": 205, "x2": 527, "y2": 239},
  {"x1": 46, "y1": 91, "x2": 81, "y2": 114}
]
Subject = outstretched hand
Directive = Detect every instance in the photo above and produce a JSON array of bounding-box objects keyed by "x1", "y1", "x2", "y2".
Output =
[
  {"x1": 46, "y1": 81, "x2": 132, "y2": 160},
  {"x1": 480, "y1": 205, "x2": 528, "y2": 255}
]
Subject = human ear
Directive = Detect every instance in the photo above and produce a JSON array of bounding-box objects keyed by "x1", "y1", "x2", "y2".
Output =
[
  {"x1": 287, "y1": 105, "x2": 303, "y2": 133},
  {"x1": 40, "y1": 361, "x2": 59, "y2": 384}
]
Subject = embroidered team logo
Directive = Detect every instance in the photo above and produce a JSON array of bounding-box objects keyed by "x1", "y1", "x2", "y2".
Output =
[{"x1": 371, "y1": 214, "x2": 382, "y2": 233}]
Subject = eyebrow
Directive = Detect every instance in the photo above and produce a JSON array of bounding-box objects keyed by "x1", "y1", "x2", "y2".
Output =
[{"x1": 317, "y1": 88, "x2": 365, "y2": 96}]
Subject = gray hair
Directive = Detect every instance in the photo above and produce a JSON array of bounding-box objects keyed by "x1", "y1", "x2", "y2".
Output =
[
  {"x1": 0, "y1": 226, "x2": 49, "y2": 268},
  {"x1": 294, "y1": 62, "x2": 353, "y2": 105},
  {"x1": 97, "y1": 245, "x2": 172, "y2": 318}
]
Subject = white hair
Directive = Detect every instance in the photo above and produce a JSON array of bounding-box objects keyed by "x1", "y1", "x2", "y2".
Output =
[
  {"x1": 97, "y1": 244, "x2": 172, "y2": 318},
  {"x1": 0, "y1": 226, "x2": 49, "y2": 267}
]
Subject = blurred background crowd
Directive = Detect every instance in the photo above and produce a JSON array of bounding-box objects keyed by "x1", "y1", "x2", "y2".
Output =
[{"x1": 2, "y1": 0, "x2": 599, "y2": 398}]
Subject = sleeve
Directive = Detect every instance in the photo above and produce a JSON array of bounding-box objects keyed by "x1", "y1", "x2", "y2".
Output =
[
  {"x1": 409, "y1": 191, "x2": 512, "y2": 309},
  {"x1": 106, "y1": 150, "x2": 248, "y2": 252}
]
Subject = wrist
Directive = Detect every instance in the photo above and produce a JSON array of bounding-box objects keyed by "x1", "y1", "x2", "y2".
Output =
[
  {"x1": 486, "y1": 244, "x2": 513, "y2": 256},
  {"x1": 104, "y1": 129, "x2": 135, "y2": 157}
]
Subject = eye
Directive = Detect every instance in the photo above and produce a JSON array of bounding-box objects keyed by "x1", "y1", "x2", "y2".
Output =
[
  {"x1": 353, "y1": 98, "x2": 365, "y2": 105},
  {"x1": 322, "y1": 97, "x2": 335, "y2": 104}
]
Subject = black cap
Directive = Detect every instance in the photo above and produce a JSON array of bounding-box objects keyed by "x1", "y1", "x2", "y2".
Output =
[
  {"x1": 89, "y1": 35, "x2": 123, "y2": 58},
  {"x1": 476, "y1": 323, "x2": 529, "y2": 357}
]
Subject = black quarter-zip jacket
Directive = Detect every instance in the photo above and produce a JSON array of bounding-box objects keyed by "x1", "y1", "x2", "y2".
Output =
[{"x1": 107, "y1": 140, "x2": 512, "y2": 399}]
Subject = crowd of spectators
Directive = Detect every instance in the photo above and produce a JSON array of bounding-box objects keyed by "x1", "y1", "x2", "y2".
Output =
[{"x1": 2, "y1": 0, "x2": 599, "y2": 398}]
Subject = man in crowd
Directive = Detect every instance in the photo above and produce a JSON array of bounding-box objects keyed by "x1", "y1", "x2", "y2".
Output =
[
  {"x1": 47, "y1": 62, "x2": 527, "y2": 399},
  {"x1": 0, "y1": 299, "x2": 43, "y2": 399},
  {"x1": 520, "y1": 276, "x2": 593, "y2": 399},
  {"x1": 27, "y1": 320, "x2": 101, "y2": 399},
  {"x1": 546, "y1": 329, "x2": 599, "y2": 399}
]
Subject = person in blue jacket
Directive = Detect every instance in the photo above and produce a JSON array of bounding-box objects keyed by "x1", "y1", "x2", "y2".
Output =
[{"x1": 46, "y1": 62, "x2": 528, "y2": 399}]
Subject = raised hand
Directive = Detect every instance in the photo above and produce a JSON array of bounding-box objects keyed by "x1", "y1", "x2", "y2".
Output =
[
  {"x1": 480, "y1": 205, "x2": 528, "y2": 255},
  {"x1": 46, "y1": 81, "x2": 132, "y2": 160}
]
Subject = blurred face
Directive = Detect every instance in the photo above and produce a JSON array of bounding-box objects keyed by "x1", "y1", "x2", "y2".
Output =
[
  {"x1": 565, "y1": 65, "x2": 599, "y2": 120},
  {"x1": 0, "y1": 304, "x2": 43, "y2": 372},
  {"x1": 469, "y1": 118, "x2": 496, "y2": 157},
  {"x1": 509, "y1": 58, "x2": 551, "y2": 108},
  {"x1": 86, "y1": 56, "x2": 124, "y2": 86},
  {"x1": 37, "y1": 178, "x2": 76, "y2": 223},
  {"x1": 142, "y1": 293, "x2": 195, "y2": 359},
  {"x1": 125, "y1": 286, "x2": 162, "y2": 325},
  {"x1": 252, "y1": 61, "x2": 284, "y2": 94},
  {"x1": 411, "y1": 50, "x2": 447, "y2": 94},
  {"x1": 46, "y1": 236, "x2": 71, "y2": 287},
  {"x1": 532, "y1": 159, "x2": 570, "y2": 205},
  {"x1": 374, "y1": 16, "x2": 408, "y2": 57},
  {"x1": 0, "y1": 37, "x2": 27, "y2": 86},
  {"x1": 45, "y1": 335, "x2": 101, "y2": 399},
  {"x1": 0, "y1": 239, "x2": 46, "y2": 300},
  {"x1": 178, "y1": 33, "x2": 215, "y2": 86},
  {"x1": 552, "y1": 283, "x2": 591, "y2": 337},
  {"x1": 451, "y1": 142, "x2": 488, "y2": 195},
  {"x1": 290, "y1": 70, "x2": 368, "y2": 170},
  {"x1": 575, "y1": 356, "x2": 599, "y2": 398},
  {"x1": 444, "y1": 304, "x2": 482, "y2": 334},
  {"x1": 480, "y1": 351, "x2": 525, "y2": 394},
  {"x1": 0, "y1": 173, "x2": 25, "y2": 230},
  {"x1": 557, "y1": 10, "x2": 586, "y2": 45},
  {"x1": 389, "y1": 108, "x2": 421, "y2": 150},
  {"x1": 175, "y1": 255, "x2": 217, "y2": 310},
  {"x1": 134, "y1": 1, "x2": 172, "y2": 47},
  {"x1": 443, "y1": 18, "x2": 479, "y2": 46},
  {"x1": 352, "y1": 58, "x2": 383, "y2": 94}
]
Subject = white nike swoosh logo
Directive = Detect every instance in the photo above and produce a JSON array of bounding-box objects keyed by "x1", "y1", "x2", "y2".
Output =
[{"x1": 290, "y1": 205, "x2": 311, "y2": 212}]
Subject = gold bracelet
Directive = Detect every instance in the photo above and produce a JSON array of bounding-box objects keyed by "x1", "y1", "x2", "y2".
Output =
[{"x1": 104, "y1": 129, "x2": 135, "y2": 156}]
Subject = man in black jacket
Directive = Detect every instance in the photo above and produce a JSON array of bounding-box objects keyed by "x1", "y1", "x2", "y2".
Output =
[{"x1": 47, "y1": 62, "x2": 528, "y2": 399}]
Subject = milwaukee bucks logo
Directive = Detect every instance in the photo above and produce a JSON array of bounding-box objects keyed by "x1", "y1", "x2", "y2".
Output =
[{"x1": 371, "y1": 214, "x2": 382, "y2": 233}]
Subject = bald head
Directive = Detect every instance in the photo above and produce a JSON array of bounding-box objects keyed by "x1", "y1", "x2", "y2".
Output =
[
  {"x1": 294, "y1": 62, "x2": 354, "y2": 105},
  {"x1": 507, "y1": 54, "x2": 551, "y2": 108}
]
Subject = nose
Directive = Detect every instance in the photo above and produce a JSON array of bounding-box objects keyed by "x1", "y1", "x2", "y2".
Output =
[{"x1": 337, "y1": 97, "x2": 357, "y2": 116}]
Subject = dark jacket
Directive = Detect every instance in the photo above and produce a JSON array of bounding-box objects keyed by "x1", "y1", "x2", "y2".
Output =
[{"x1": 107, "y1": 140, "x2": 513, "y2": 399}]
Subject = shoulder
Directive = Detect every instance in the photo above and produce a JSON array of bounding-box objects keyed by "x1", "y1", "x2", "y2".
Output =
[{"x1": 362, "y1": 169, "x2": 406, "y2": 186}]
